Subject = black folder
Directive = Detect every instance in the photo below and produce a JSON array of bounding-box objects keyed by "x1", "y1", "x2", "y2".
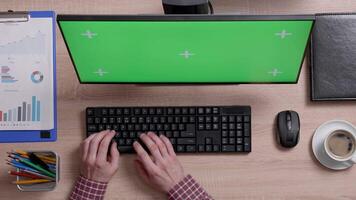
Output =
[{"x1": 311, "y1": 13, "x2": 356, "y2": 100}]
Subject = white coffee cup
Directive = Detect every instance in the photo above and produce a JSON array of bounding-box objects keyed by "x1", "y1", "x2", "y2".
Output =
[{"x1": 323, "y1": 129, "x2": 356, "y2": 163}]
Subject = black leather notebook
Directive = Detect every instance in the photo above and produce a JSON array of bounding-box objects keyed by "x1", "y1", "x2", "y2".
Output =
[{"x1": 311, "y1": 13, "x2": 356, "y2": 100}]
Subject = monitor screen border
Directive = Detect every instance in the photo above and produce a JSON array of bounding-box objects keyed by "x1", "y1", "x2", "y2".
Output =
[{"x1": 57, "y1": 14, "x2": 315, "y2": 84}]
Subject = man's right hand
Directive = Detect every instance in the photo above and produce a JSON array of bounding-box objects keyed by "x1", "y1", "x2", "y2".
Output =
[{"x1": 133, "y1": 132, "x2": 185, "y2": 193}]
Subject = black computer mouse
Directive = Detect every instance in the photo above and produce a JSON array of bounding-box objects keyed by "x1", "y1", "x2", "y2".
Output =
[{"x1": 276, "y1": 110, "x2": 300, "y2": 148}]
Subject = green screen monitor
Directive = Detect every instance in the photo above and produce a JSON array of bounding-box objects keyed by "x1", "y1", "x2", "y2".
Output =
[{"x1": 57, "y1": 15, "x2": 314, "y2": 83}]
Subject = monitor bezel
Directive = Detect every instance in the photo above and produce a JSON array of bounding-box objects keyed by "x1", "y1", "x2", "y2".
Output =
[{"x1": 57, "y1": 14, "x2": 315, "y2": 84}]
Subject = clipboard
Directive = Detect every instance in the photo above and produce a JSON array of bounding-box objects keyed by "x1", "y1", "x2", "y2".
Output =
[{"x1": 0, "y1": 11, "x2": 57, "y2": 142}]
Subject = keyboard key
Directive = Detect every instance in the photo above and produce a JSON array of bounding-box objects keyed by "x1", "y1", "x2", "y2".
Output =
[
  {"x1": 169, "y1": 138, "x2": 176, "y2": 145},
  {"x1": 222, "y1": 138, "x2": 228, "y2": 144},
  {"x1": 141, "y1": 108, "x2": 148, "y2": 115},
  {"x1": 166, "y1": 131, "x2": 172, "y2": 138},
  {"x1": 87, "y1": 117, "x2": 94, "y2": 124},
  {"x1": 123, "y1": 108, "x2": 130, "y2": 115},
  {"x1": 222, "y1": 116, "x2": 228, "y2": 123},
  {"x1": 182, "y1": 108, "x2": 188, "y2": 114},
  {"x1": 102, "y1": 109, "x2": 108, "y2": 116},
  {"x1": 138, "y1": 117, "x2": 145, "y2": 123},
  {"x1": 229, "y1": 123, "x2": 235, "y2": 130},
  {"x1": 173, "y1": 131, "x2": 180, "y2": 138},
  {"x1": 205, "y1": 116, "x2": 212, "y2": 123},
  {"x1": 87, "y1": 109, "x2": 94, "y2": 116},
  {"x1": 205, "y1": 137, "x2": 212, "y2": 144},
  {"x1": 167, "y1": 108, "x2": 174, "y2": 115},
  {"x1": 189, "y1": 108, "x2": 196, "y2": 114},
  {"x1": 236, "y1": 123, "x2": 243, "y2": 130},
  {"x1": 229, "y1": 138, "x2": 235, "y2": 144},
  {"x1": 236, "y1": 137, "x2": 243, "y2": 144},
  {"x1": 156, "y1": 108, "x2": 163, "y2": 115},
  {"x1": 206, "y1": 145, "x2": 212, "y2": 152},
  {"x1": 181, "y1": 132, "x2": 195, "y2": 137},
  {"x1": 213, "y1": 124, "x2": 219, "y2": 130},
  {"x1": 177, "y1": 138, "x2": 195, "y2": 145},
  {"x1": 205, "y1": 107, "x2": 212, "y2": 114},
  {"x1": 206, "y1": 124, "x2": 212, "y2": 130},
  {"x1": 244, "y1": 137, "x2": 251, "y2": 151},
  {"x1": 109, "y1": 117, "x2": 115, "y2": 124},
  {"x1": 244, "y1": 115, "x2": 250, "y2": 122},
  {"x1": 222, "y1": 131, "x2": 228, "y2": 137},
  {"x1": 236, "y1": 130, "x2": 243, "y2": 137},
  {"x1": 109, "y1": 109, "x2": 115, "y2": 115},
  {"x1": 88, "y1": 125, "x2": 97, "y2": 132},
  {"x1": 198, "y1": 145, "x2": 205, "y2": 152},
  {"x1": 213, "y1": 116, "x2": 219, "y2": 123},
  {"x1": 213, "y1": 145, "x2": 220, "y2": 152},
  {"x1": 189, "y1": 116, "x2": 195, "y2": 123},
  {"x1": 212, "y1": 107, "x2": 219, "y2": 114},
  {"x1": 229, "y1": 116, "x2": 235, "y2": 122},
  {"x1": 222, "y1": 145, "x2": 235, "y2": 152},
  {"x1": 116, "y1": 117, "x2": 123, "y2": 123},
  {"x1": 95, "y1": 118, "x2": 101, "y2": 124},
  {"x1": 134, "y1": 108, "x2": 141, "y2": 115},
  {"x1": 229, "y1": 130, "x2": 235, "y2": 137},
  {"x1": 236, "y1": 116, "x2": 243, "y2": 122},
  {"x1": 174, "y1": 108, "x2": 181, "y2": 115},
  {"x1": 118, "y1": 146, "x2": 133, "y2": 153},
  {"x1": 244, "y1": 123, "x2": 250, "y2": 136},
  {"x1": 198, "y1": 107, "x2": 204, "y2": 114},
  {"x1": 236, "y1": 145, "x2": 243, "y2": 152},
  {"x1": 177, "y1": 145, "x2": 185, "y2": 152},
  {"x1": 116, "y1": 108, "x2": 122, "y2": 115},
  {"x1": 149, "y1": 108, "x2": 155, "y2": 115},
  {"x1": 186, "y1": 145, "x2": 196, "y2": 152},
  {"x1": 222, "y1": 124, "x2": 228, "y2": 130}
]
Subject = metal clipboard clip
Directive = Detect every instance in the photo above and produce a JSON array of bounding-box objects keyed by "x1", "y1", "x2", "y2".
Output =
[{"x1": 0, "y1": 10, "x2": 29, "y2": 23}]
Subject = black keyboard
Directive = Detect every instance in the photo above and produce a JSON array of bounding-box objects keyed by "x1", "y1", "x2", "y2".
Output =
[{"x1": 86, "y1": 106, "x2": 251, "y2": 153}]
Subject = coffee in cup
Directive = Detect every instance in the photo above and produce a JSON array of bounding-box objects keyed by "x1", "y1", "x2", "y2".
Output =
[{"x1": 325, "y1": 130, "x2": 356, "y2": 161}]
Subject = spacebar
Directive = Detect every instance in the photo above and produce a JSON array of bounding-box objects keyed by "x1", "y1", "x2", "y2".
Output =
[{"x1": 118, "y1": 146, "x2": 134, "y2": 153}]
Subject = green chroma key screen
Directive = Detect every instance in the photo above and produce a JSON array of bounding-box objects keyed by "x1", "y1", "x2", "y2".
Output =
[{"x1": 57, "y1": 15, "x2": 314, "y2": 83}]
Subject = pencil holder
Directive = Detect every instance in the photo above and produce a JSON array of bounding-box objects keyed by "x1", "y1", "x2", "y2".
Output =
[{"x1": 15, "y1": 151, "x2": 60, "y2": 192}]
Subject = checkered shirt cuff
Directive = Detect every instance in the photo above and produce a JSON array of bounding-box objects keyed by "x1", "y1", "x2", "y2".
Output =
[
  {"x1": 69, "y1": 175, "x2": 108, "y2": 200},
  {"x1": 168, "y1": 174, "x2": 213, "y2": 200}
]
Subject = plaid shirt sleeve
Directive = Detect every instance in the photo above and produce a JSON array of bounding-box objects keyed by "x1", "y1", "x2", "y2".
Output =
[
  {"x1": 168, "y1": 174, "x2": 213, "y2": 200},
  {"x1": 69, "y1": 175, "x2": 108, "y2": 200}
]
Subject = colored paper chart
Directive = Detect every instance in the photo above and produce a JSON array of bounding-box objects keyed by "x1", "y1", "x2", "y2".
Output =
[
  {"x1": 0, "y1": 14, "x2": 54, "y2": 130},
  {"x1": 0, "y1": 96, "x2": 41, "y2": 123}
]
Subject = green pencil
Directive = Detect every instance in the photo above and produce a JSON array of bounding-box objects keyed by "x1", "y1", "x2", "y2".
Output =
[{"x1": 15, "y1": 158, "x2": 55, "y2": 178}]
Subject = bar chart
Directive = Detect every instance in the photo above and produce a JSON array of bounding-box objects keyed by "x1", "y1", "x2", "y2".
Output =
[{"x1": 0, "y1": 96, "x2": 41, "y2": 122}]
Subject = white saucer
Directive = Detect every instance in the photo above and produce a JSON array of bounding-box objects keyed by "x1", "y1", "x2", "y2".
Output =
[{"x1": 312, "y1": 120, "x2": 356, "y2": 170}]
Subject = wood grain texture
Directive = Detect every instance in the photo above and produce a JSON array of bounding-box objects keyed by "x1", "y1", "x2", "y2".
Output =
[{"x1": 1, "y1": 0, "x2": 356, "y2": 199}]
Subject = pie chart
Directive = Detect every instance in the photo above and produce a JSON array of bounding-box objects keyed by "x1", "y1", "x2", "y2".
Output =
[{"x1": 31, "y1": 71, "x2": 44, "y2": 83}]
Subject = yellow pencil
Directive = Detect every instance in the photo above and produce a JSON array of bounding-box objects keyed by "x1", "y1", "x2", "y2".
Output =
[
  {"x1": 12, "y1": 179, "x2": 53, "y2": 185},
  {"x1": 13, "y1": 150, "x2": 56, "y2": 163}
]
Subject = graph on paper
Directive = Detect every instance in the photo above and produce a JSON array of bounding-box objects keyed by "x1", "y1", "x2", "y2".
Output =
[
  {"x1": 0, "y1": 17, "x2": 54, "y2": 130},
  {"x1": 0, "y1": 31, "x2": 46, "y2": 55}
]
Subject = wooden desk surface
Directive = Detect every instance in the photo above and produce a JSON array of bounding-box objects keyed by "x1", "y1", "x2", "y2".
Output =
[{"x1": 1, "y1": 1, "x2": 356, "y2": 199}]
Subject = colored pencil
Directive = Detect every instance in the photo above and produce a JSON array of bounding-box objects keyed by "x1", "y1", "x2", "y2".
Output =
[
  {"x1": 8, "y1": 170, "x2": 44, "y2": 179},
  {"x1": 13, "y1": 157, "x2": 55, "y2": 178},
  {"x1": 6, "y1": 162, "x2": 40, "y2": 174},
  {"x1": 12, "y1": 179, "x2": 53, "y2": 185},
  {"x1": 29, "y1": 152, "x2": 50, "y2": 171},
  {"x1": 19, "y1": 169, "x2": 55, "y2": 181},
  {"x1": 12, "y1": 150, "x2": 56, "y2": 163}
]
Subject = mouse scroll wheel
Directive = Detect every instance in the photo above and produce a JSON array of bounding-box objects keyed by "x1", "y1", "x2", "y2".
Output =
[
  {"x1": 287, "y1": 121, "x2": 292, "y2": 130},
  {"x1": 286, "y1": 113, "x2": 291, "y2": 121}
]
